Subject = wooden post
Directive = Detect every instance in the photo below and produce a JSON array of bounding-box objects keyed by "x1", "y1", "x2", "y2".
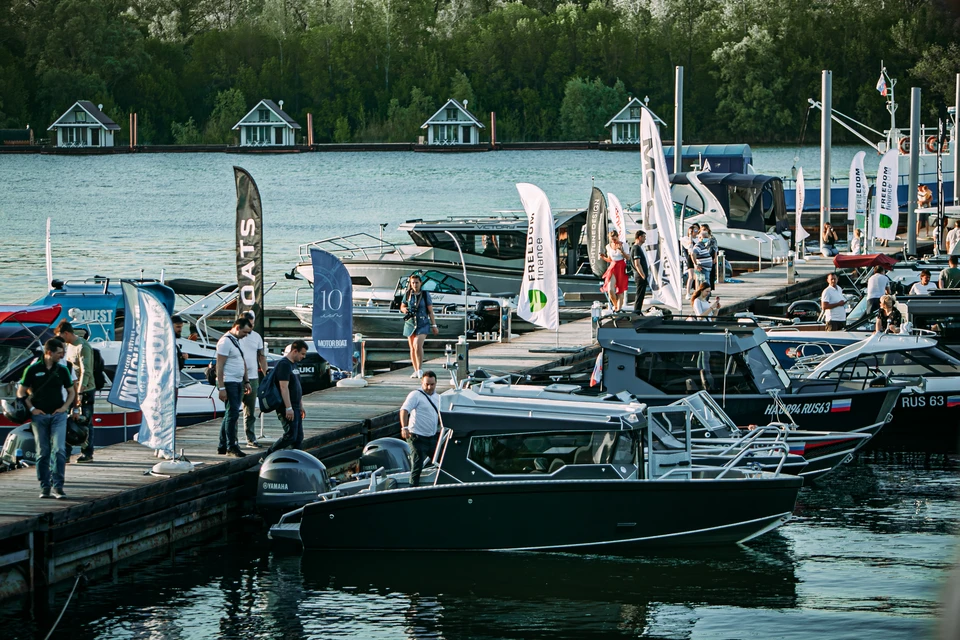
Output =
[
  {"x1": 129, "y1": 113, "x2": 133, "y2": 148},
  {"x1": 307, "y1": 113, "x2": 314, "y2": 146},
  {"x1": 490, "y1": 112, "x2": 496, "y2": 149},
  {"x1": 134, "y1": 112, "x2": 138, "y2": 147}
]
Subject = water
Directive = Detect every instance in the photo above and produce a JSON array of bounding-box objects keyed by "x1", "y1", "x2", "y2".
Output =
[
  {"x1": 2, "y1": 458, "x2": 957, "y2": 639},
  {"x1": 0, "y1": 146, "x2": 873, "y2": 307}
]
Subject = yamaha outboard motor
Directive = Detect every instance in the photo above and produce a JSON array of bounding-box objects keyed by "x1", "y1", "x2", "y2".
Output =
[
  {"x1": 1, "y1": 424, "x2": 36, "y2": 467},
  {"x1": 256, "y1": 449, "x2": 330, "y2": 524},
  {"x1": 359, "y1": 437, "x2": 411, "y2": 474},
  {"x1": 786, "y1": 300, "x2": 822, "y2": 322},
  {"x1": 297, "y1": 353, "x2": 331, "y2": 395}
]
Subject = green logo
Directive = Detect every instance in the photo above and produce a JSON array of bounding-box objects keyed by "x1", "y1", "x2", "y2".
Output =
[
  {"x1": 879, "y1": 214, "x2": 893, "y2": 229},
  {"x1": 528, "y1": 289, "x2": 548, "y2": 312}
]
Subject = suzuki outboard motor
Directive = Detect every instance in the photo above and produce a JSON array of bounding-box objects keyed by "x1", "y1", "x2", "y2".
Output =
[
  {"x1": 297, "y1": 353, "x2": 331, "y2": 395},
  {"x1": 256, "y1": 449, "x2": 330, "y2": 523},
  {"x1": 2, "y1": 424, "x2": 36, "y2": 467},
  {"x1": 359, "y1": 437, "x2": 411, "y2": 474},
  {"x1": 786, "y1": 300, "x2": 822, "y2": 322}
]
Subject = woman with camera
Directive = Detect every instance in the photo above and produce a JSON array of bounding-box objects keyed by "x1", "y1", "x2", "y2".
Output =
[{"x1": 400, "y1": 274, "x2": 439, "y2": 378}]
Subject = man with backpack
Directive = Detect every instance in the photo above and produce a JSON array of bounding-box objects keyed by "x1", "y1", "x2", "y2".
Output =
[
  {"x1": 55, "y1": 320, "x2": 97, "y2": 463},
  {"x1": 400, "y1": 371, "x2": 441, "y2": 487},
  {"x1": 262, "y1": 340, "x2": 308, "y2": 458},
  {"x1": 216, "y1": 317, "x2": 253, "y2": 457}
]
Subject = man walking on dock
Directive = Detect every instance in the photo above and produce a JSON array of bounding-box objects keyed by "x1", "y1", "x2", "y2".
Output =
[
  {"x1": 18, "y1": 338, "x2": 75, "y2": 499},
  {"x1": 400, "y1": 371, "x2": 441, "y2": 487},
  {"x1": 263, "y1": 340, "x2": 308, "y2": 458},
  {"x1": 239, "y1": 311, "x2": 268, "y2": 449},
  {"x1": 630, "y1": 230, "x2": 648, "y2": 314},
  {"x1": 55, "y1": 321, "x2": 96, "y2": 463},
  {"x1": 216, "y1": 317, "x2": 253, "y2": 457}
]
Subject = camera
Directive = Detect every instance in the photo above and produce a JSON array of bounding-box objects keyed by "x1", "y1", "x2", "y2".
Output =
[{"x1": 403, "y1": 311, "x2": 416, "y2": 321}]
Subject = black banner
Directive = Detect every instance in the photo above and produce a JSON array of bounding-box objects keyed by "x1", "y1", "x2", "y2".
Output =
[
  {"x1": 585, "y1": 187, "x2": 608, "y2": 278},
  {"x1": 234, "y1": 167, "x2": 264, "y2": 337}
]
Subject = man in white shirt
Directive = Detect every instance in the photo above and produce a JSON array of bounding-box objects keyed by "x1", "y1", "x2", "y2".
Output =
[
  {"x1": 909, "y1": 270, "x2": 937, "y2": 296},
  {"x1": 865, "y1": 266, "x2": 891, "y2": 315},
  {"x1": 238, "y1": 311, "x2": 268, "y2": 448},
  {"x1": 400, "y1": 371, "x2": 440, "y2": 487},
  {"x1": 216, "y1": 317, "x2": 253, "y2": 457},
  {"x1": 820, "y1": 273, "x2": 847, "y2": 331},
  {"x1": 946, "y1": 221, "x2": 960, "y2": 255}
]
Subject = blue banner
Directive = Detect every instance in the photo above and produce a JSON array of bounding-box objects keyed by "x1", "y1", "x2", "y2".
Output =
[
  {"x1": 310, "y1": 248, "x2": 353, "y2": 371},
  {"x1": 135, "y1": 287, "x2": 177, "y2": 452},
  {"x1": 108, "y1": 282, "x2": 142, "y2": 410}
]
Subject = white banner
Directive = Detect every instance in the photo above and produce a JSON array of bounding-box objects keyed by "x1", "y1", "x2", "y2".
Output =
[
  {"x1": 607, "y1": 192, "x2": 627, "y2": 243},
  {"x1": 516, "y1": 183, "x2": 559, "y2": 331},
  {"x1": 136, "y1": 288, "x2": 177, "y2": 452},
  {"x1": 874, "y1": 150, "x2": 899, "y2": 241},
  {"x1": 848, "y1": 151, "x2": 867, "y2": 223},
  {"x1": 795, "y1": 168, "x2": 810, "y2": 243},
  {"x1": 640, "y1": 108, "x2": 683, "y2": 311}
]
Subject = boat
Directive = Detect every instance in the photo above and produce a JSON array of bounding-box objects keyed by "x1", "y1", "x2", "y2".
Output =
[{"x1": 269, "y1": 392, "x2": 804, "y2": 551}]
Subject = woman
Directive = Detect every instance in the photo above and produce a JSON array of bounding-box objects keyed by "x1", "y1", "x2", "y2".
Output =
[
  {"x1": 875, "y1": 294, "x2": 902, "y2": 334},
  {"x1": 601, "y1": 231, "x2": 629, "y2": 312},
  {"x1": 699, "y1": 224, "x2": 719, "y2": 290},
  {"x1": 850, "y1": 228, "x2": 863, "y2": 255},
  {"x1": 681, "y1": 224, "x2": 700, "y2": 296},
  {"x1": 399, "y1": 274, "x2": 439, "y2": 378},
  {"x1": 690, "y1": 284, "x2": 721, "y2": 319},
  {"x1": 821, "y1": 223, "x2": 839, "y2": 257}
]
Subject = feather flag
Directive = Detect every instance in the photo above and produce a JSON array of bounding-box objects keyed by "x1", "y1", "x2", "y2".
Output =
[
  {"x1": 874, "y1": 150, "x2": 899, "y2": 242},
  {"x1": 516, "y1": 183, "x2": 560, "y2": 331},
  {"x1": 795, "y1": 168, "x2": 810, "y2": 244},
  {"x1": 607, "y1": 192, "x2": 627, "y2": 243}
]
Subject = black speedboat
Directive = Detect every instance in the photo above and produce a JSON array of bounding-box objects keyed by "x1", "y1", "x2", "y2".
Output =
[{"x1": 270, "y1": 397, "x2": 803, "y2": 551}]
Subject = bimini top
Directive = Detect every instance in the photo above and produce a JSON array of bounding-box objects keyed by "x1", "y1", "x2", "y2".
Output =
[
  {"x1": 598, "y1": 315, "x2": 767, "y2": 355},
  {"x1": 671, "y1": 172, "x2": 787, "y2": 232},
  {"x1": 398, "y1": 209, "x2": 586, "y2": 233},
  {"x1": 0, "y1": 305, "x2": 62, "y2": 326}
]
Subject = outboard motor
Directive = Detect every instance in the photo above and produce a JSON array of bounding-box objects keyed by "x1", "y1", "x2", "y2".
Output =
[
  {"x1": 296, "y1": 352, "x2": 331, "y2": 395},
  {"x1": 256, "y1": 449, "x2": 331, "y2": 523},
  {"x1": 1, "y1": 424, "x2": 36, "y2": 467},
  {"x1": 2, "y1": 397, "x2": 30, "y2": 424},
  {"x1": 473, "y1": 299, "x2": 503, "y2": 334},
  {"x1": 359, "y1": 437, "x2": 411, "y2": 474},
  {"x1": 786, "y1": 300, "x2": 822, "y2": 322}
]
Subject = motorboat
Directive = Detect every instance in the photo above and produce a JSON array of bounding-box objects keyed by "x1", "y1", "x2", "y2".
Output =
[
  {"x1": 789, "y1": 333, "x2": 960, "y2": 452},
  {"x1": 595, "y1": 315, "x2": 900, "y2": 434},
  {"x1": 269, "y1": 392, "x2": 803, "y2": 551}
]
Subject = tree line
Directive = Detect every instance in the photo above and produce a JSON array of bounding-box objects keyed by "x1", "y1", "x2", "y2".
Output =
[{"x1": 0, "y1": 0, "x2": 957, "y2": 145}]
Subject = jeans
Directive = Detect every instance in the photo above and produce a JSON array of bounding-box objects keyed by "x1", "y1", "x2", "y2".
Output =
[
  {"x1": 408, "y1": 433, "x2": 439, "y2": 487},
  {"x1": 821, "y1": 245, "x2": 840, "y2": 257},
  {"x1": 218, "y1": 381, "x2": 243, "y2": 450},
  {"x1": 633, "y1": 278, "x2": 648, "y2": 314},
  {"x1": 77, "y1": 389, "x2": 96, "y2": 456},
  {"x1": 265, "y1": 406, "x2": 304, "y2": 456},
  {"x1": 32, "y1": 412, "x2": 67, "y2": 490},
  {"x1": 242, "y1": 379, "x2": 259, "y2": 443}
]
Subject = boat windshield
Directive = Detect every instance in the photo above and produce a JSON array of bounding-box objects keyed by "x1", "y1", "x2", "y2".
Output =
[
  {"x1": 0, "y1": 345, "x2": 35, "y2": 381},
  {"x1": 408, "y1": 231, "x2": 527, "y2": 260},
  {"x1": 819, "y1": 346, "x2": 960, "y2": 380},
  {"x1": 633, "y1": 345, "x2": 788, "y2": 394},
  {"x1": 468, "y1": 429, "x2": 637, "y2": 475}
]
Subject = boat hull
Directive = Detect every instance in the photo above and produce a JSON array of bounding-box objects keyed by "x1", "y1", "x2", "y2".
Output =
[{"x1": 276, "y1": 477, "x2": 801, "y2": 551}]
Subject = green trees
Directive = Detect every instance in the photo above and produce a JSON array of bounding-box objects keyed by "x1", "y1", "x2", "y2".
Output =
[{"x1": 0, "y1": 0, "x2": 958, "y2": 144}]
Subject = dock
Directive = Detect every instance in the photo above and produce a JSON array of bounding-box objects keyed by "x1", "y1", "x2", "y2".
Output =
[{"x1": 0, "y1": 244, "x2": 908, "y2": 603}]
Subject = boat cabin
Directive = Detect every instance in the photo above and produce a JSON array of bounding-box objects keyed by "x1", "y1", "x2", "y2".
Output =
[
  {"x1": 664, "y1": 144, "x2": 753, "y2": 173},
  {"x1": 420, "y1": 99, "x2": 484, "y2": 145},
  {"x1": 47, "y1": 101, "x2": 120, "y2": 148},
  {"x1": 233, "y1": 99, "x2": 300, "y2": 146},
  {"x1": 671, "y1": 173, "x2": 788, "y2": 233}
]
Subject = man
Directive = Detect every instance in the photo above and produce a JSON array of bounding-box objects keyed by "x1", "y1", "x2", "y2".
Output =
[
  {"x1": 172, "y1": 315, "x2": 186, "y2": 372},
  {"x1": 263, "y1": 340, "x2": 308, "y2": 458},
  {"x1": 939, "y1": 256, "x2": 960, "y2": 289},
  {"x1": 216, "y1": 317, "x2": 253, "y2": 457},
  {"x1": 239, "y1": 311, "x2": 268, "y2": 448},
  {"x1": 18, "y1": 339, "x2": 75, "y2": 499},
  {"x1": 820, "y1": 273, "x2": 847, "y2": 331},
  {"x1": 865, "y1": 266, "x2": 891, "y2": 315},
  {"x1": 909, "y1": 270, "x2": 937, "y2": 296},
  {"x1": 630, "y1": 230, "x2": 649, "y2": 314},
  {"x1": 400, "y1": 370, "x2": 440, "y2": 487},
  {"x1": 947, "y1": 221, "x2": 960, "y2": 255},
  {"x1": 54, "y1": 321, "x2": 96, "y2": 463}
]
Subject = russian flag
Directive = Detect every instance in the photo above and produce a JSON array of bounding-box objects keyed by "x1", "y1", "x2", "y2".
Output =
[
  {"x1": 876, "y1": 73, "x2": 887, "y2": 97},
  {"x1": 589, "y1": 353, "x2": 603, "y2": 387},
  {"x1": 947, "y1": 396, "x2": 960, "y2": 408},
  {"x1": 831, "y1": 398, "x2": 852, "y2": 413}
]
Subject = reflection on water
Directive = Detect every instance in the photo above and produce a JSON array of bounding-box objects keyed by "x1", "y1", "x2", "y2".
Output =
[{"x1": 1, "y1": 460, "x2": 955, "y2": 640}]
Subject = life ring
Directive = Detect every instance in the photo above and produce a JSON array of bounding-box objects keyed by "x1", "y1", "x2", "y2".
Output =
[
  {"x1": 898, "y1": 137, "x2": 910, "y2": 154},
  {"x1": 926, "y1": 135, "x2": 948, "y2": 154}
]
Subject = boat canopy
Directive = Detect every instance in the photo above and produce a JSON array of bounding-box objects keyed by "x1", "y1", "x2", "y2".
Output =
[
  {"x1": 832, "y1": 253, "x2": 898, "y2": 270},
  {"x1": 165, "y1": 278, "x2": 236, "y2": 297},
  {"x1": 672, "y1": 173, "x2": 787, "y2": 232},
  {"x1": 0, "y1": 305, "x2": 62, "y2": 326}
]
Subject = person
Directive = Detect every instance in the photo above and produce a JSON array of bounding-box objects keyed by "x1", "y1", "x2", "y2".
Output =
[
  {"x1": 238, "y1": 311, "x2": 268, "y2": 449},
  {"x1": 263, "y1": 340, "x2": 308, "y2": 458},
  {"x1": 917, "y1": 185, "x2": 933, "y2": 239},
  {"x1": 821, "y1": 223, "x2": 839, "y2": 257},
  {"x1": 939, "y1": 256, "x2": 960, "y2": 289},
  {"x1": 216, "y1": 317, "x2": 253, "y2": 457},
  {"x1": 850, "y1": 228, "x2": 863, "y2": 255},
  {"x1": 172, "y1": 315, "x2": 186, "y2": 372},
  {"x1": 692, "y1": 230, "x2": 714, "y2": 287},
  {"x1": 630, "y1": 230, "x2": 648, "y2": 314},
  {"x1": 700, "y1": 224, "x2": 719, "y2": 290},
  {"x1": 875, "y1": 295, "x2": 902, "y2": 334},
  {"x1": 400, "y1": 273, "x2": 438, "y2": 379},
  {"x1": 821, "y1": 273, "x2": 847, "y2": 331},
  {"x1": 690, "y1": 284, "x2": 720, "y2": 319},
  {"x1": 946, "y1": 221, "x2": 960, "y2": 255},
  {"x1": 18, "y1": 338, "x2": 75, "y2": 499},
  {"x1": 600, "y1": 231, "x2": 629, "y2": 312},
  {"x1": 865, "y1": 266, "x2": 891, "y2": 315},
  {"x1": 399, "y1": 370, "x2": 440, "y2": 487},
  {"x1": 909, "y1": 270, "x2": 937, "y2": 295},
  {"x1": 481, "y1": 234, "x2": 499, "y2": 257},
  {"x1": 681, "y1": 224, "x2": 700, "y2": 296},
  {"x1": 53, "y1": 321, "x2": 96, "y2": 463}
]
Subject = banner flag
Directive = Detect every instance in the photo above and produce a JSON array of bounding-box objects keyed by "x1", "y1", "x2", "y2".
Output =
[
  {"x1": 795, "y1": 168, "x2": 810, "y2": 244},
  {"x1": 607, "y1": 192, "x2": 627, "y2": 243},
  {"x1": 309, "y1": 247, "x2": 354, "y2": 371},
  {"x1": 108, "y1": 282, "x2": 143, "y2": 411},
  {"x1": 234, "y1": 167, "x2": 264, "y2": 337},
  {"x1": 585, "y1": 187, "x2": 608, "y2": 278},
  {"x1": 516, "y1": 183, "x2": 559, "y2": 331},
  {"x1": 848, "y1": 151, "x2": 868, "y2": 231},
  {"x1": 135, "y1": 287, "x2": 177, "y2": 452},
  {"x1": 874, "y1": 150, "x2": 899, "y2": 241},
  {"x1": 640, "y1": 108, "x2": 683, "y2": 311}
]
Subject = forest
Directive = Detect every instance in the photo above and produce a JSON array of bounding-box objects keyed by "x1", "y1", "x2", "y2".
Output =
[{"x1": 0, "y1": 0, "x2": 958, "y2": 145}]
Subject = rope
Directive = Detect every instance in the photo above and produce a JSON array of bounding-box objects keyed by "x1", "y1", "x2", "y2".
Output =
[
  {"x1": 44, "y1": 571, "x2": 83, "y2": 640},
  {"x1": 793, "y1": 104, "x2": 813, "y2": 173}
]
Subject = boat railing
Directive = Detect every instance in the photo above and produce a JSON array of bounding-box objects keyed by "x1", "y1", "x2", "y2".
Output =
[
  {"x1": 298, "y1": 233, "x2": 406, "y2": 263},
  {"x1": 714, "y1": 439, "x2": 789, "y2": 478},
  {"x1": 177, "y1": 281, "x2": 277, "y2": 349},
  {"x1": 709, "y1": 424, "x2": 789, "y2": 457}
]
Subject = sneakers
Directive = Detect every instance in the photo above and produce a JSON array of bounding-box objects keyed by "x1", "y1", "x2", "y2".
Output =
[
  {"x1": 217, "y1": 446, "x2": 227, "y2": 455},
  {"x1": 415, "y1": 369, "x2": 423, "y2": 378},
  {"x1": 226, "y1": 447, "x2": 247, "y2": 458},
  {"x1": 245, "y1": 440, "x2": 261, "y2": 449},
  {"x1": 76, "y1": 454, "x2": 94, "y2": 463},
  {"x1": 39, "y1": 487, "x2": 51, "y2": 499},
  {"x1": 51, "y1": 487, "x2": 66, "y2": 500},
  {"x1": 410, "y1": 370, "x2": 419, "y2": 378}
]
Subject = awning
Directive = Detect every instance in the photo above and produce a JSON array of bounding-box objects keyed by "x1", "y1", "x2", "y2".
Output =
[
  {"x1": 832, "y1": 254, "x2": 898, "y2": 270},
  {"x1": 0, "y1": 305, "x2": 62, "y2": 325}
]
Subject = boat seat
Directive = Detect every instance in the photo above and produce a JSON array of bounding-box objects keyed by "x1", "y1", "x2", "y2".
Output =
[
  {"x1": 649, "y1": 419, "x2": 686, "y2": 451},
  {"x1": 548, "y1": 458, "x2": 566, "y2": 473}
]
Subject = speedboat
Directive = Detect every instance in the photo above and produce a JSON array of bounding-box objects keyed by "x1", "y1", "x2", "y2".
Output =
[{"x1": 269, "y1": 392, "x2": 803, "y2": 551}]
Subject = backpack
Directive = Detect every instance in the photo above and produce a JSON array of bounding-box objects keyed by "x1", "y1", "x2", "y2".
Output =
[
  {"x1": 257, "y1": 365, "x2": 284, "y2": 413},
  {"x1": 204, "y1": 362, "x2": 217, "y2": 386},
  {"x1": 91, "y1": 348, "x2": 106, "y2": 391}
]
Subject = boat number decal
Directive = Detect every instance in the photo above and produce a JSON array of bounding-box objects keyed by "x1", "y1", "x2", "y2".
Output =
[
  {"x1": 68, "y1": 308, "x2": 114, "y2": 325},
  {"x1": 763, "y1": 402, "x2": 832, "y2": 415},
  {"x1": 900, "y1": 394, "x2": 960, "y2": 408}
]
